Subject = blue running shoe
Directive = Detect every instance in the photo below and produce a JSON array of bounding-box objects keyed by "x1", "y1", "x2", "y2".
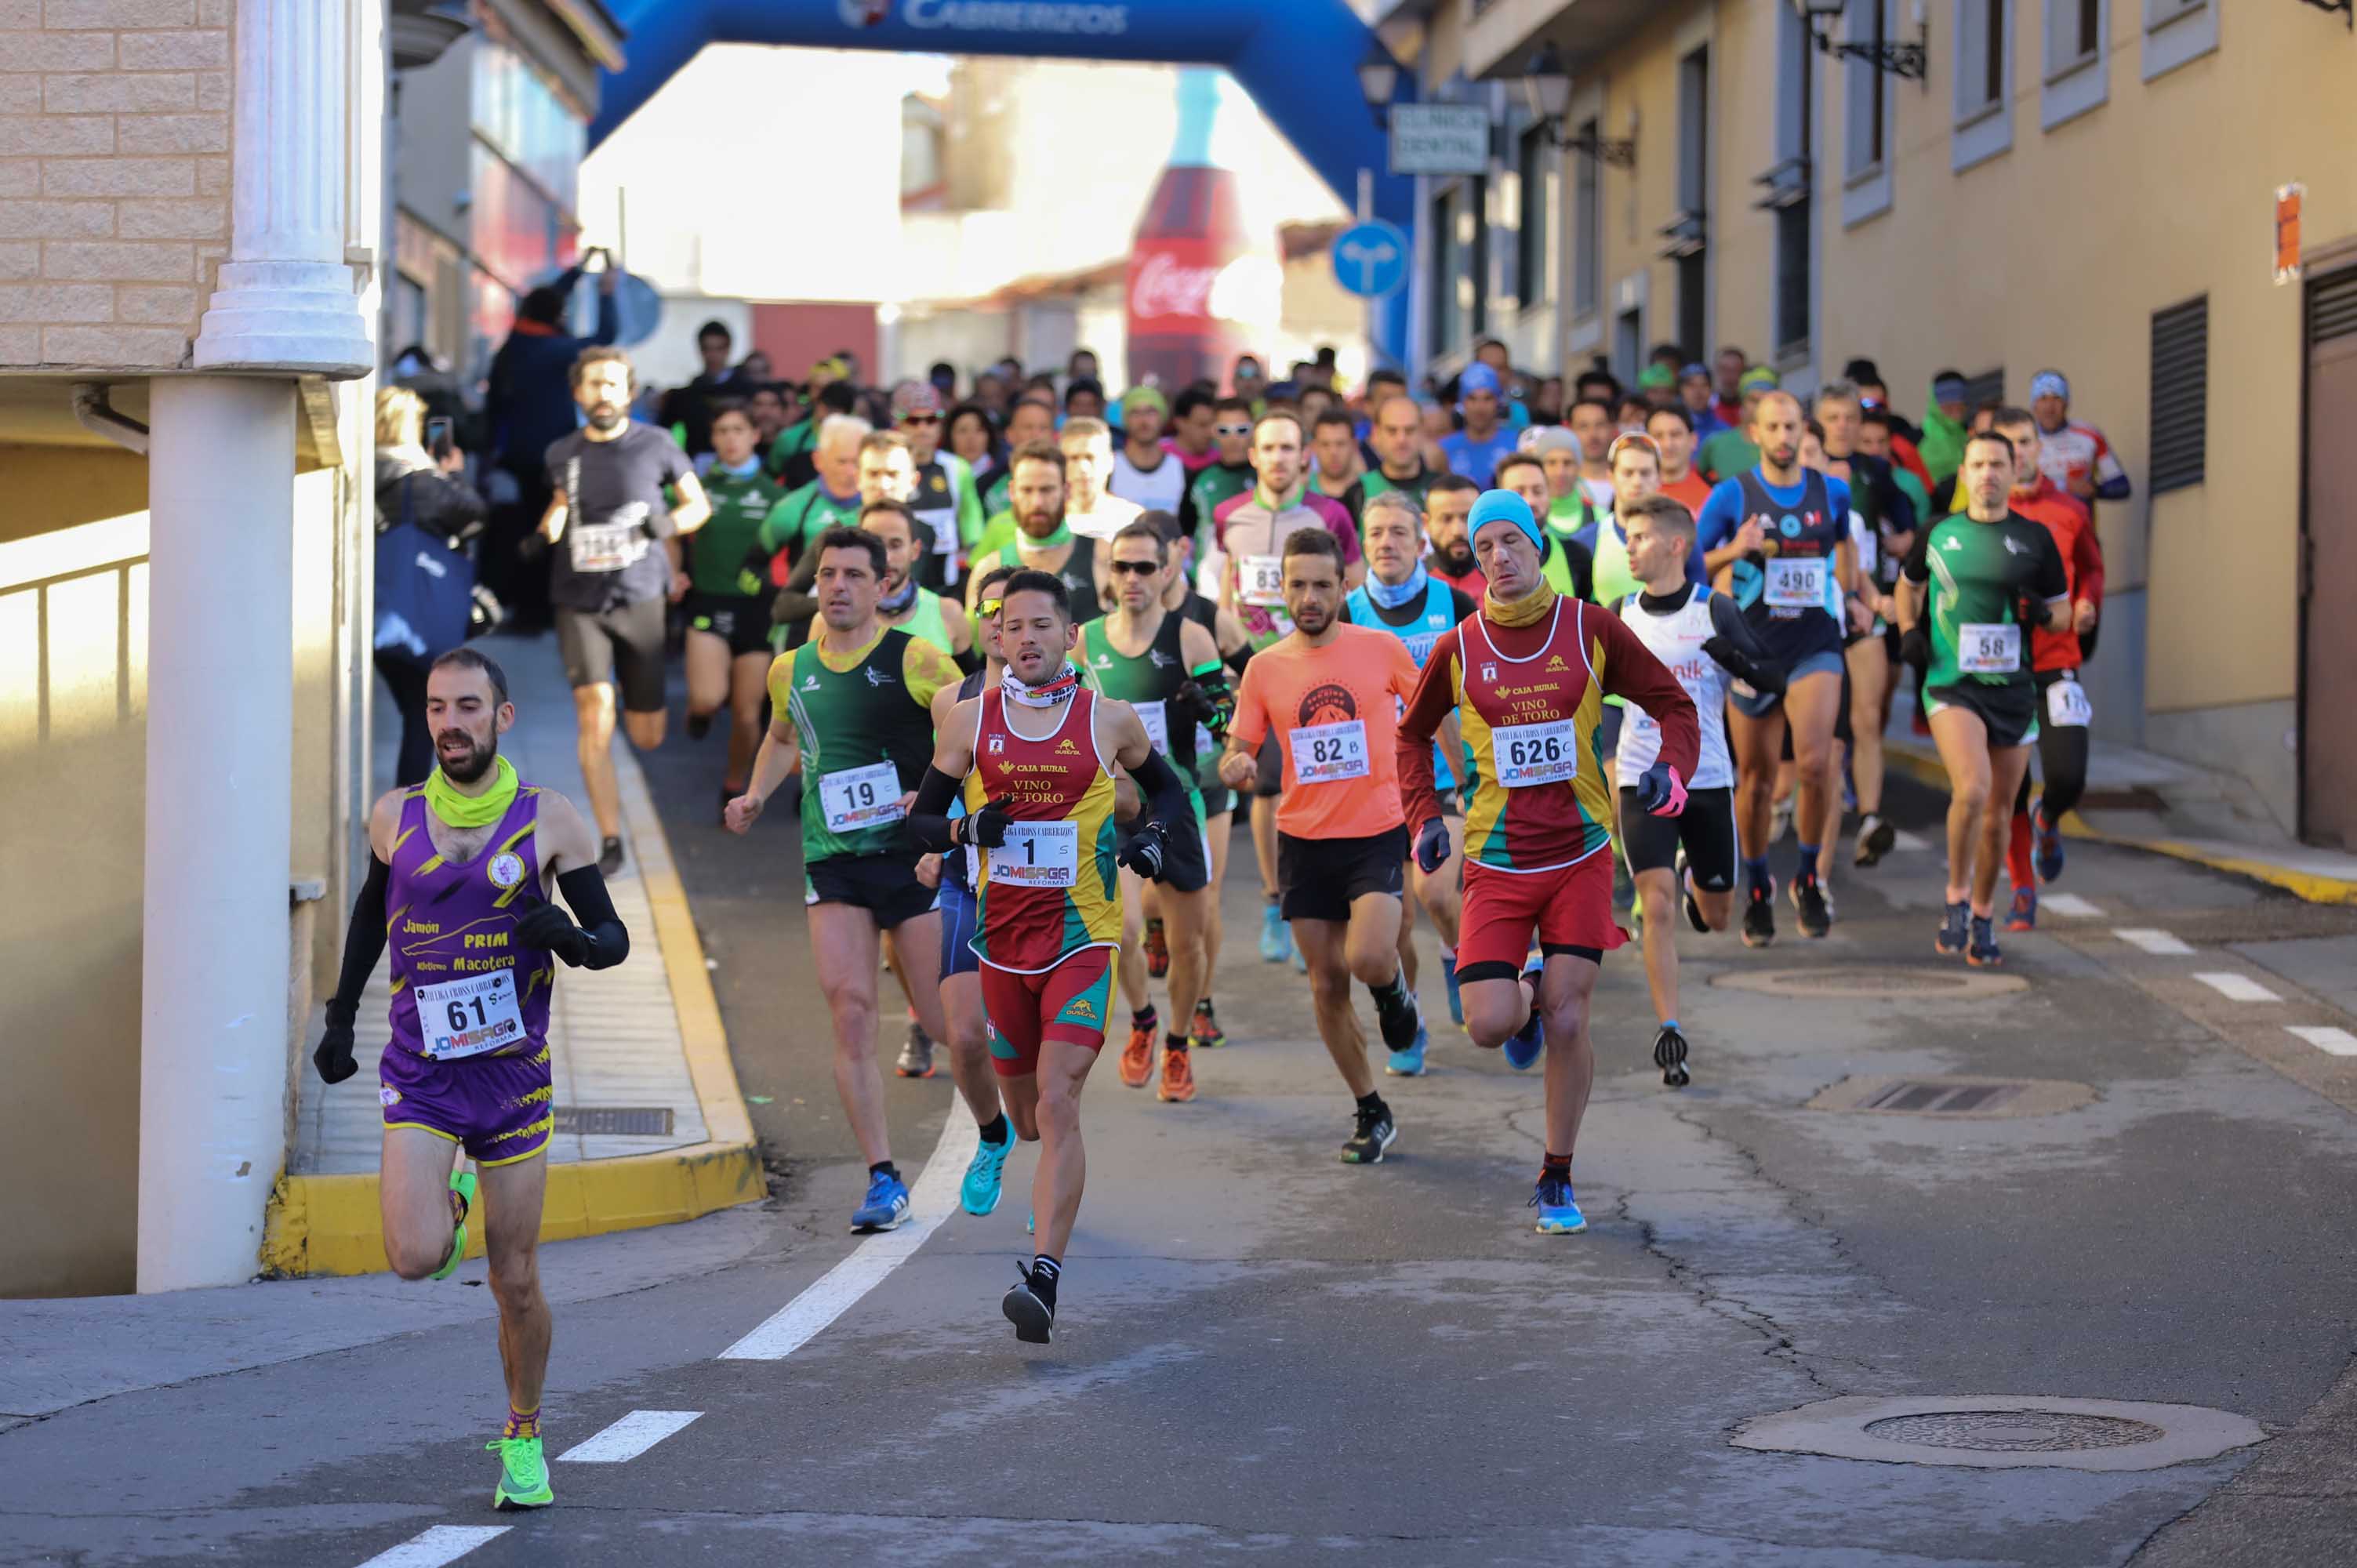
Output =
[
  {"x1": 2034, "y1": 804, "x2": 2066, "y2": 884},
  {"x1": 850, "y1": 1169, "x2": 910, "y2": 1232},
  {"x1": 1291, "y1": 931, "x2": 1306, "y2": 974},
  {"x1": 1935, "y1": 898, "x2": 1970, "y2": 957},
  {"x1": 1441, "y1": 954, "x2": 1463, "y2": 1026},
  {"x1": 1258, "y1": 902, "x2": 1287, "y2": 963},
  {"x1": 1386, "y1": 1018, "x2": 1429, "y2": 1077},
  {"x1": 1502, "y1": 956, "x2": 1545, "y2": 1071},
  {"x1": 1026, "y1": 1209, "x2": 1034, "y2": 1236},
  {"x1": 961, "y1": 1127, "x2": 1011, "y2": 1217},
  {"x1": 1530, "y1": 1171, "x2": 1587, "y2": 1234}
]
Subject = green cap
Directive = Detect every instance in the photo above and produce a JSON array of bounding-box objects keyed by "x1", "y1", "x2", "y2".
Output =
[
  {"x1": 1738, "y1": 366, "x2": 1781, "y2": 394},
  {"x1": 1120, "y1": 386, "x2": 1169, "y2": 418},
  {"x1": 1637, "y1": 364, "x2": 1676, "y2": 390}
]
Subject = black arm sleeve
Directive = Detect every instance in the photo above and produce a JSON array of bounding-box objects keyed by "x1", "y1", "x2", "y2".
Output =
[
  {"x1": 953, "y1": 641, "x2": 983, "y2": 676},
  {"x1": 905, "y1": 764, "x2": 968, "y2": 853},
  {"x1": 1128, "y1": 747, "x2": 1193, "y2": 833},
  {"x1": 554, "y1": 865, "x2": 630, "y2": 970},
  {"x1": 1901, "y1": 521, "x2": 1934, "y2": 584},
  {"x1": 325, "y1": 854, "x2": 391, "y2": 1027},
  {"x1": 1223, "y1": 642, "x2": 1252, "y2": 676},
  {"x1": 1706, "y1": 593, "x2": 1785, "y2": 692}
]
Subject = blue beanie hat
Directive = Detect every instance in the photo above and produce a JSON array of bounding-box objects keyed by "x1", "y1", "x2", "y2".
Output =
[
  {"x1": 1458, "y1": 362, "x2": 1502, "y2": 402},
  {"x1": 1468, "y1": 488, "x2": 1542, "y2": 556}
]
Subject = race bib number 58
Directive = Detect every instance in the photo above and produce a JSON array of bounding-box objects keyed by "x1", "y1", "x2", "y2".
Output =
[{"x1": 1958, "y1": 622, "x2": 2021, "y2": 675}]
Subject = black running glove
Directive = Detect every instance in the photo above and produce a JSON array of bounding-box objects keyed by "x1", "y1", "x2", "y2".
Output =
[
  {"x1": 515, "y1": 898, "x2": 591, "y2": 967},
  {"x1": 1170, "y1": 677, "x2": 1219, "y2": 732},
  {"x1": 313, "y1": 1019, "x2": 358, "y2": 1084},
  {"x1": 1117, "y1": 820, "x2": 1168, "y2": 880},
  {"x1": 1413, "y1": 816, "x2": 1451, "y2": 875},
  {"x1": 1900, "y1": 625, "x2": 1930, "y2": 676},
  {"x1": 2017, "y1": 593, "x2": 2054, "y2": 629},
  {"x1": 961, "y1": 795, "x2": 1013, "y2": 849},
  {"x1": 1702, "y1": 636, "x2": 1784, "y2": 695}
]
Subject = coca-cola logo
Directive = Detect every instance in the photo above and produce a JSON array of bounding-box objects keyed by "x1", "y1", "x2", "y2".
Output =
[{"x1": 1130, "y1": 251, "x2": 1218, "y2": 323}]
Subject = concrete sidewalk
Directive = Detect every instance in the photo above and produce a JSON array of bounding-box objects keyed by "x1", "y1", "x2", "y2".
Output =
[
  {"x1": 263, "y1": 632, "x2": 761, "y2": 1276},
  {"x1": 1880, "y1": 704, "x2": 2357, "y2": 906}
]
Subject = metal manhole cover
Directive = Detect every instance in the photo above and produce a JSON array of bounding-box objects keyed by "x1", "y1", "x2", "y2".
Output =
[
  {"x1": 1807, "y1": 1075, "x2": 2095, "y2": 1119},
  {"x1": 1712, "y1": 966, "x2": 2028, "y2": 1000},
  {"x1": 553, "y1": 1105, "x2": 675, "y2": 1137},
  {"x1": 1863, "y1": 1410, "x2": 2166, "y2": 1451},
  {"x1": 1734, "y1": 1395, "x2": 2267, "y2": 1472}
]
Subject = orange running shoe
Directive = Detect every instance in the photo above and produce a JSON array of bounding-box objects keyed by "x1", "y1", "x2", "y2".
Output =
[
  {"x1": 1157, "y1": 1043, "x2": 1196, "y2": 1103},
  {"x1": 1117, "y1": 1012, "x2": 1157, "y2": 1088},
  {"x1": 1144, "y1": 916, "x2": 1169, "y2": 979},
  {"x1": 1188, "y1": 999, "x2": 1226, "y2": 1048}
]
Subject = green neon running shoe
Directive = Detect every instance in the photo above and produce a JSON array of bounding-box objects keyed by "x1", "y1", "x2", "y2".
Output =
[
  {"x1": 488, "y1": 1434, "x2": 553, "y2": 1510},
  {"x1": 430, "y1": 1170, "x2": 477, "y2": 1282}
]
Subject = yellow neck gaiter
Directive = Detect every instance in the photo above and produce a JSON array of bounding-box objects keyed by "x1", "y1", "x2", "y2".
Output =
[
  {"x1": 424, "y1": 754, "x2": 518, "y2": 828},
  {"x1": 1484, "y1": 579, "x2": 1559, "y2": 630}
]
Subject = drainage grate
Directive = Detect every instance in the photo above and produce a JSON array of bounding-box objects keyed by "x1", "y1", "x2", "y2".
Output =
[
  {"x1": 553, "y1": 1105, "x2": 675, "y2": 1137},
  {"x1": 1863, "y1": 1410, "x2": 2166, "y2": 1453},
  {"x1": 1807, "y1": 1075, "x2": 2094, "y2": 1119},
  {"x1": 1713, "y1": 966, "x2": 2028, "y2": 1000}
]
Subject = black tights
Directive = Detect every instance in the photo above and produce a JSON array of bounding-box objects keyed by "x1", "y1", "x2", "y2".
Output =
[
  {"x1": 376, "y1": 652, "x2": 434, "y2": 786},
  {"x1": 2014, "y1": 677, "x2": 2090, "y2": 821}
]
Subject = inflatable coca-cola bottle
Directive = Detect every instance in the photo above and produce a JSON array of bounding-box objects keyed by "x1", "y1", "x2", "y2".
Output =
[{"x1": 1125, "y1": 69, "x2": 1255, "y2": 391}]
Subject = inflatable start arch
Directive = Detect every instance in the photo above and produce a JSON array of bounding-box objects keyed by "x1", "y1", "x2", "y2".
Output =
[{"x1": 589, "y1": 0, "x2": 1419, "y2": 367}]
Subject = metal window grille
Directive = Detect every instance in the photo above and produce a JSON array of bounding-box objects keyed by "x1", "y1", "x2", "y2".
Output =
[{"x1": 2149, "y1": 296, "x2": 2208, "y2": 494}]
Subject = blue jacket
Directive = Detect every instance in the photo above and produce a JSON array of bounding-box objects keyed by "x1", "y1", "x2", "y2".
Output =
[{"x1": 485, "y1": 267, "x2": 619, "y2": 476}]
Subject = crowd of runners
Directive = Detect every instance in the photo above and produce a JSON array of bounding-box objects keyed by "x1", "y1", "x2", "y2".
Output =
[{"x1": 329, "y1": 333, "x2": 2126, "y2": 1506}]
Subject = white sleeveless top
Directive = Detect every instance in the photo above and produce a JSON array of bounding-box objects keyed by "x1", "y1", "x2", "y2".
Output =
[{"x1": 1617, "y1": 586, "x2": 1734, "y2": 790}]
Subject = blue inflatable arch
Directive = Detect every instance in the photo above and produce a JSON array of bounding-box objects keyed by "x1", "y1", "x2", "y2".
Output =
[{"x1": 588, "y1": 0, "x2": 1417, "y2": 366}]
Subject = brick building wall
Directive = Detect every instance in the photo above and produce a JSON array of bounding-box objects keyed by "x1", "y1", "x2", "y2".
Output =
[{"x1": 0, "y1": 0, "x2": 234, "y2": 369}]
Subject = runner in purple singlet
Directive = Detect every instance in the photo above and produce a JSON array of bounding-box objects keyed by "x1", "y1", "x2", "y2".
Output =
[{"x1": 311, "y1": 646, "x2": 629, "y2": 1513}]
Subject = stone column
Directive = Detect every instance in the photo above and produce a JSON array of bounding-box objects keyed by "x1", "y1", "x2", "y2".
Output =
[
  {"x1": 192, "y1": 0, "x2": 372, "y2": 374},
  {"x1": 138, "y1": 377, "x2": 299, "y2": 1294}
]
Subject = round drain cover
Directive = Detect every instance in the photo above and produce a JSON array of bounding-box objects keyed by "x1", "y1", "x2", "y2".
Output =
[
  {"x1": 1734, "y1": 1395, "x2": 2266, "y2": 1472},
  {"x1": 1864, "y1": 1410, "x2": 2166, "y2": 1452},
  {"x1": 1712, "y1": 966, "x2": 2028, "y2": 999}
]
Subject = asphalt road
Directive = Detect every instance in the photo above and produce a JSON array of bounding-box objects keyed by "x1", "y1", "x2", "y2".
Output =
[{"x1": 6, "y1": 703, "x2": 2357, "y2": 1567}]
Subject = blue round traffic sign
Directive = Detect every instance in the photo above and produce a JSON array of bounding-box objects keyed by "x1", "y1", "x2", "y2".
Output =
[{"x1": 1331, "y1": 220, "x2": 1409, "y2": 300}]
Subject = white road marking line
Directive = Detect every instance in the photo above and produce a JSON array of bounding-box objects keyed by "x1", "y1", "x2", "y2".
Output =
[
  {"x1": 2040, "y1": 893, "x2": 2104, "y2": 918},
  {"x1": 1889, "y1": 829, "x2": 1931, "y2": 852},
  {"x1": 2115, "y1": 927, "x2": 2194, "y2": 956},
  {"x1": 2287, "y1": 1025, "x2": 2357, "y2": 1058},
  {"x1": 354, "y1": 1526, "x2": 510, "y2": 1568},
  {"x1": 556, "y1": 1409, "x2": 703, "y2": 1463},
  {"x1": 2192, "y1": 971, "x2": 2282, "y2": 1003},
  {"x1": 718, "y1": 1112, "x2": 979, "y2": 1361}
]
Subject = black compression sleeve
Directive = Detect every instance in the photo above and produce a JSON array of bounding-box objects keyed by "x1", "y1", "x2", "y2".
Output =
[
  {"x1": 326, "y1": 854, "x2": 392, "y2": 1027},
  {"x1": 906, "y1": 764, "x2": 968, "y2": 852},
  {"x1": 1224, "y1": 643, "x2": 1252, "y2": 675},
  {"x1": 953, "y1": 641, "x2": 982, "y2": 676},
  {"x1": 554, "y1": 865, "x2": 630, "y2": 971},
  {"x1": 1127, "y1": 748, "x2": 1193, "y2": 833}
]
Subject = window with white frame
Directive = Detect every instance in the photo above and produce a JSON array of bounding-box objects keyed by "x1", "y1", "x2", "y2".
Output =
[
  {"x1": 1843, "y1": 0, "x2": 1896, "y2": 225},
  {"x1": 2141, "y1": 0, "x2": 2216, "y2": 82},
  {"x1": 1572, "y1": 120, "x2": 1600, "y2": 321},
  {"x1": 2042, "y1": 0, "x2": 2108, "y2": 129},
  {"x1": 1952, "y1": 0, "x2": 2014, "y2": 172}
]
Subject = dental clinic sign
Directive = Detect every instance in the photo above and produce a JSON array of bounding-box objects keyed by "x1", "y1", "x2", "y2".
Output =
[{"x1": 841, "y1": 0, "x2": 1131, "y2": 32}]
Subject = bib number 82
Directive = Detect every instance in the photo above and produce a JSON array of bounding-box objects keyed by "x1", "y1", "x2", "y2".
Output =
[{"x1": 1309, "y1": 735, "x2": 1353, "y2": 764}]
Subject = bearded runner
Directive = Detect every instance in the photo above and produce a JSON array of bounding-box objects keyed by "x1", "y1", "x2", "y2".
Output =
[{"x1": 1394, "y1": 490, "x2": 1699, "y2": 1238}]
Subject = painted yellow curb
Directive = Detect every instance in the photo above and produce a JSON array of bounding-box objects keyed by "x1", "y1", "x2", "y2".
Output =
[
  {"x1": 1881, "y1": 742, "x2": 2357, "y2": 906},
  {"x1": 261, "y1": 748, "x2": 762, "y2": 1278}
]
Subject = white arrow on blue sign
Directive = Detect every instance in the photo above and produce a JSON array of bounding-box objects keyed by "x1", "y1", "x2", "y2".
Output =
[{"x1": 1331, "y1": 220, "x2": 1410, "y2": 300}]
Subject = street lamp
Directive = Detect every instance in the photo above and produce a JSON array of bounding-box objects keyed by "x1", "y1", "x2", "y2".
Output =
[
  {"x1": 1789, "y1": 0, "x2": 1929, "y2": 82},
  {"x1": 1356, "y1": 44, "x2": 1400, "y2": 129},
  {"x1": 1520, "y1": 41, "x2": 1634, "y2": 169}
]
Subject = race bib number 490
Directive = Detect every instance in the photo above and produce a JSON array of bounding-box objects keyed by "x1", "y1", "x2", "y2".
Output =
[
  {"x1": 1493, "y1": 718, "x2": 1581, "y2": 789},
  {"x1": 1958, "y1": 622, "x2": 2022, "y2": 675},
  {"x1": 1291, "y1": 720, "x2": 1369, "y2": 785},
  {"x1": 988, "y1": 821, "x2": 1079, "y2": 888},
  {"x1": 416, "y1": 970, "x2": 525, "y2": 1061},
  {"x1": 1239, "y1": 555, "x2": 1285, "y2": 606},
  {"x1": 818, "y1": 762, "x2": 905, "y2": 833},
  {"x1": 1763, "y1": 556, "x2": 1826, "y2": 611}
]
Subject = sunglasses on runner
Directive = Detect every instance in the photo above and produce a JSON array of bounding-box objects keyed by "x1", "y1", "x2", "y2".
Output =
[
  {"x1": 977, "y1": 597, "x2": 1004, "y2": 618},
  {"x1": 900, "y1": 414, "x2": 942, "y2": 426},
  {"x1": 1214, "y1": 423, "x2": 1252, "y2": 437},
  {"x1": 1108, "y1": 559, "x2": 1162, "y2": 575}
]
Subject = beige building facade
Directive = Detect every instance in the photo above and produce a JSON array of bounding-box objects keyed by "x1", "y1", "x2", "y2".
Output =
[
  {"x1": 1392, "y1": 0, "x2": 2355, "y2": 845},
  {"x1": 2, "y1": 0, "x2": 381, "y2": 1296}
]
